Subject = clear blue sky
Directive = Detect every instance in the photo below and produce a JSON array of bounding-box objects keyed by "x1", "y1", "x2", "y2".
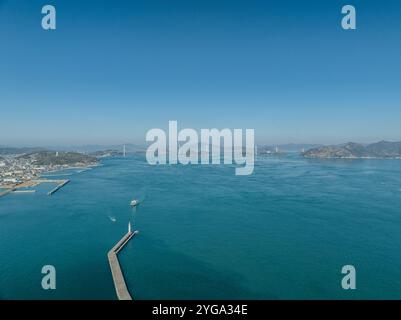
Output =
[{"x1": 1, "y1": 0, "x2": 400, "y2": 146}]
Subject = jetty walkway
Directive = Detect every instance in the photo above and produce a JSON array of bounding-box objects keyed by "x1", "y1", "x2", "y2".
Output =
[
  {"x1": 107, "y1": 224, "x2": 137, "y2": 300},
  {"x1": 0, "y1": 179, "x2": 70, "y2": 198},
  {"x1": 46, "y1": 179, "x2": 70, "y2": 196}
]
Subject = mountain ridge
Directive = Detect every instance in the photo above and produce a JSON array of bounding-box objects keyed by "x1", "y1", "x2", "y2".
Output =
[{"x1": 303, "y1": 141, "x2": 401, "y2": 159}]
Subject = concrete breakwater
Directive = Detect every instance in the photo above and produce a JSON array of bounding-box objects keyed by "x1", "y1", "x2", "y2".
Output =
[
  {"x1": 47, "y1": 180, "x2": 70, "y2": 196},
  {"x1": 13, "y1": 190, "x2": 36, "y2": 194},
  {"x1": 0, "y1": 179, "x2": 70, "y2": 199},
  {"x1": 108, "y1": 228, "x2": 137, "y2": 300}
]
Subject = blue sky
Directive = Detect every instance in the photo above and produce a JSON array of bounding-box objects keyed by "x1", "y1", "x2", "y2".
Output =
[{"x1": 1, "y1": 0, "x2": 400, "y2": 146}]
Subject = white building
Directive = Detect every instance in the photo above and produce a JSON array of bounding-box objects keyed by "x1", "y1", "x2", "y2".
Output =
[{"x1": 3, "y1": 178, "x2": 20, "y2": 183}]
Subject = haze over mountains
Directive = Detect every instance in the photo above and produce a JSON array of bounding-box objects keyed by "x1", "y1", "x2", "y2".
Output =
[
  {"x1": 2, "y1": 141, "x2": 401, "y2": 159},
  {"x1": 0, "y1": 143, "x2": 319, "y2": 155},
  {"x1": 303, "y1": 141, "x2": 401, "y2": 159},
  {"x1": 0, "y1": 144, "x2": 145, "y2": 155},
  {"x1": 0, "y1": 147, "x2": 45, "y2": 155}
]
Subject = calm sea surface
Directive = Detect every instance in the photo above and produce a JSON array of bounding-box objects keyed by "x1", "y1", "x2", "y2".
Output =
[{"x1": 1, "y1": 155, "x2": 401, "y2": 299}]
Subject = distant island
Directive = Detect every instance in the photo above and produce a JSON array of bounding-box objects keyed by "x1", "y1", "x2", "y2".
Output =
[
  {"x1": 257, "y1": 143, "x2": 322, "y2": 155},
  {"x1": 0, "y1": 147, "x2": 45, "y2": 155},
  {"x1": 89, "y1": 150, "x2": 123, "y2": 158},
  {"x1": 303, "y1": 141, "x2": 401, "y2": 159}
]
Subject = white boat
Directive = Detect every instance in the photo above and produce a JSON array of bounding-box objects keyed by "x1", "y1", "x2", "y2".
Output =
[{"x1": 130, "y1": 199, "x2": 139, "y2": 207}]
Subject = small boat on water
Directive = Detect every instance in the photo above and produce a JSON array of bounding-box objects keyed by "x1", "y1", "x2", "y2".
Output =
[{"x1": 130, "y1": 199, "x2": 139, "y2": 207}]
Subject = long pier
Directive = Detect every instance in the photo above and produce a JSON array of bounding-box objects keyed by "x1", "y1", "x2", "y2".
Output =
[
  {"x1": 13, "y1": 190, "x2": 36, "y2": 194},
  {"x1": 0, "y1": 179, "x2": 70, "y2": 198},
  {"x1": 107, "y1": 227, "x2": 137, "y2": 300},
  {"x1": 47, "y1": 179, "x2": 70, "y2": 196}
]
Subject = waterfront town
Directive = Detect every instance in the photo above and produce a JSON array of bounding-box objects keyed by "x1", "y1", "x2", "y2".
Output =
[
  {"x1": 0, "y1": 151, "x2": 98, "y2": 192},
  {"x1": 0, "y1": 155, "x2": 45, "y2": 185}
]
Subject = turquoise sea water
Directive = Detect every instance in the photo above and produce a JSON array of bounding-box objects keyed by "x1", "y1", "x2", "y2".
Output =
[{"x1": 1, "y1": 155, "x2": 401, "y2": 299}]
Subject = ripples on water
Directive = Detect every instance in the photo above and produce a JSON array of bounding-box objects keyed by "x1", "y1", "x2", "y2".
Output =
[{"x1": 1, "y1": 155, "x2": 401, "y2": 299}]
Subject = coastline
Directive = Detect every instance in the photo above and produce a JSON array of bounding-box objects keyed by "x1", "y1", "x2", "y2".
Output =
[
  {"x1": 0, "y1": 163, "x2": 100, "y2": 193},
  {"x1": 40, "y1": 162, "x2": 101, "y2": 175}
]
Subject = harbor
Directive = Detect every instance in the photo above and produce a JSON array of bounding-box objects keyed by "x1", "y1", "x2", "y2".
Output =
[
  {"x1": 107, "y1": 223, "x2": 137, "y2": 300},
  {"x1": 0, "y1": 179, "x2": 70, "y2": 198}
]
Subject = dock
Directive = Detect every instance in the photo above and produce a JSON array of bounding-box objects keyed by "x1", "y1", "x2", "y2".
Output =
[
  {"x1": 47, "y1": 179, "x2": 70, "y2": 196},
  {"x1": 0, "y1": 179, "x2": 70, "y2": 198},
  {"x1": 13, "y1": 190, "x2": 36, "y2": 194},
  {"x1": 107, "y1": 225, "x2": 137, "y2": 300}
]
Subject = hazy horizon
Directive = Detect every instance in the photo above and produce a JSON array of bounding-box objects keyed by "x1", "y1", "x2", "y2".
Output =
[{"x1": 1, "y1": 139, "x2": 401, "y2": 150}]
